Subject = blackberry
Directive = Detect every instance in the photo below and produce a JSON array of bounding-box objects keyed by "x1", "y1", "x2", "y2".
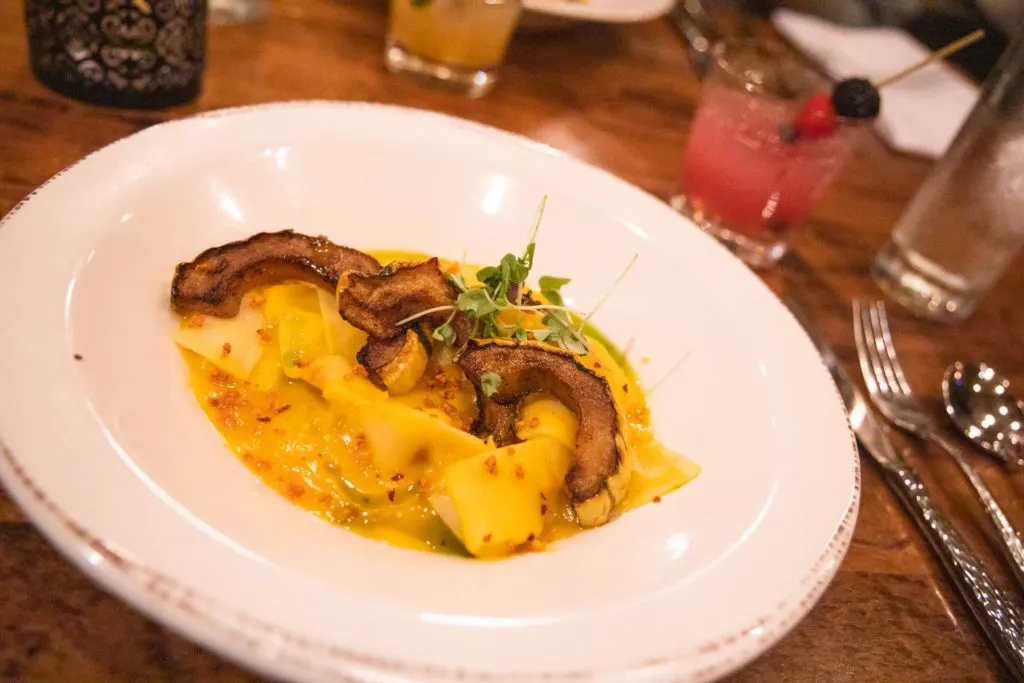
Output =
[{"x1": 831, "y1": 78, "x2": 881, "y2": 119}]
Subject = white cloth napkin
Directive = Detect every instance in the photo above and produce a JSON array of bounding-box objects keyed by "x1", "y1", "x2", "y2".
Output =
[{"x1": 771, "y1": 8, "x2": 980, "y2": 159}]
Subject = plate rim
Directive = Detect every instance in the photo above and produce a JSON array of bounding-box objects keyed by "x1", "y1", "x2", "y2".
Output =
[
  {"x1": 0, "y1": 100, "x2": 860, "y2": 683},
  {"x1": 521, "y1": 0, "x2": 673, "y2": 23}
]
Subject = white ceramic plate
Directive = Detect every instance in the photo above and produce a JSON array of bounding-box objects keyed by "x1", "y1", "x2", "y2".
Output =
[
  {"x1": 0, "y1": 102, "x2": 858, "y2": 683},
  {"x1": 521, "y1": 0, "x2": 673, "y2": 24}
]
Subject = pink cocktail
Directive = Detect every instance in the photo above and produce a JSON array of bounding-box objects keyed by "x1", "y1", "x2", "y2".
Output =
[{"x1": 672, "y1": 41, "x2": 861, "y2": 267}]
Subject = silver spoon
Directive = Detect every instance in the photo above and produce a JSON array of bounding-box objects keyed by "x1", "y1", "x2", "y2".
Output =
[
  {"x1": 943, "y1": 361, "x2": 1024, "y2": 468},
  {"x1": 943, "y1": 361, "x2": 1024, "y2": 592}
]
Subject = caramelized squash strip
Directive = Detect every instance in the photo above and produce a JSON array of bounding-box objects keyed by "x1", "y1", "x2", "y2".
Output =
[
  {"x1": 456, "y1": 338, "x2": 630, "y2": 527},
  {"x1": 337, "y1": 258, "x2": 469, "y2": 340},
  {"x1": 171, "y1": 230, "x2": 381, "y2": 317}
]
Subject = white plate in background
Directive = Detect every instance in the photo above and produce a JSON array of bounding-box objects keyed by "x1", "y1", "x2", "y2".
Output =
[{"x1": 522, "y1": 0, "x2": 673, "y2": 24}]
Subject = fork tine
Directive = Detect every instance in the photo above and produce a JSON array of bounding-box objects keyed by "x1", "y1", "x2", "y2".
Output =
[
  {"x1": 852, "y1": 300, "x2": 885, "y2": 397},
  {"x1": 872, "y1": 301, "x2": 914, "y2": 396},
  {"x1": 867, "y1": 302, "x2": 903, "y2": 396},
  {"x1": 864, "y1": 299, "x2": 897, "y2": 395}
]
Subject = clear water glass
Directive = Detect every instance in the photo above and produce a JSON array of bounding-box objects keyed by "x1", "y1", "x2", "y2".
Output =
[
  {"x1": 873, "y1": 24, "x2": 1024, "y2": 323},
  {"x1": 385, "y1": 0, "x2": 521, "y2": 98}
]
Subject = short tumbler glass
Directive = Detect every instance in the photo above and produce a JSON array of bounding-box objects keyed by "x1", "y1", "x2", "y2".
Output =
[
  {"x1": 671, "y1": 40, "x2": 862, "y2": 268},
  {"x1": 386, "y1": 0, "x2": 521, "y2": 98}
]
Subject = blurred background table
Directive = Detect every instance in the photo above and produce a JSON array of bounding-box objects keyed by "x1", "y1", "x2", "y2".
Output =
[{"x1": 1, "y1": 0, "x2": 1023, "y2": 680}]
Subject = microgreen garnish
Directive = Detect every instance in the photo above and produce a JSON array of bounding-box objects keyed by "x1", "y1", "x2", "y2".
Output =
[
  {"x1": 396, "y1": 196, "x2": 592, "y2": 354},
  {"x1": 432, "y1": 312, "x2": 457, "y2": 346},
  {"x1": 538, "y1": 275, "x2": 571, "y2": 306},
  {"x1": 480, "y1": 372, "x2": 502, "y2": 397}
]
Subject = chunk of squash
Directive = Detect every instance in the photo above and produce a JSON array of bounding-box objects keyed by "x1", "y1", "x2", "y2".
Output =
[
  {"x1": 434, "y1": 437, "x2": 572, "y2": 557},
  {"x1": 374, "y1": 329, "x2": 430, "y2": 396},
  {"x1": 516, "y1": 397, "x2": 578, "y2": 450}
]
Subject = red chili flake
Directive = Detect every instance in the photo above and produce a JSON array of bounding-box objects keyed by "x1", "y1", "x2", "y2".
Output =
[
  {"x1": 318, "y1": 493, "x2": 334, "y2": 504},
  {"x1": 507, "y1": 446, "x2": 516, "y2": 456},
  {"x1": 652, "y1": 496, "x2": 662, "y2": 503},
  {"x1": 256, "y1": 328, "x2": 271, "y2": 342},
  {"x1": 442, "y1": 403, "x2": 457, "y2": 416},
  {"x1": 185, "y1": 315, "x2": 206, "y2": 328},
  {"x1": 442, "y1": 390, "x2": 455, "y2": 400},
  {"x1": 484, "y1": 455, "x2": 498, "y2": 475},
  {"x1": 594, "y1": 361, "x2": 602, "y2": 369},
  {"x1": 276, "y1": 404, "x2": 291, "y2": 414},
  {"x1": 540, "y1": 492, "x2": 547, "y2": 501},
  {"x1": 73, "y1": 353, "x2": 83, "y2": 361},
  {"x1": 387, "y1": 489, "x2": 396, "y2": 502},
  {"x1": 208, "y1": 396, "x2": 221, "y2": 408},
  {"x1": 221, "y1": 342, "x2": 232, "y2": 357},
  {"x1": 423, "y1": 397, "x2": 437, "y2": 409},
  {"x1": 540, "y1": 504, "x2": 548, "y2": 515},
  {"x1": 528, "y1": 417, "x2": 540, "y2": 428},
  {"x1": 286, "y1": 483, "x2": 305, "y2": 499},
  {"x1": 527, "y1": 533, "x2": 535, "y2": 542},
  {"x1": 483, "y1": 533, "x2": 492, "y2": 543},
  {"x1": 391, "y1": 473, "x2": 404, "y2": 482},
  {"x1": 515, "y1": 464, "x2": 526, "y2": 479},
  {"x1": 256, "y1": 416, "x2": 271, "y2": 423},
  {"x1": 623, "y1": 384, "x2": 629, "y2": 393}
]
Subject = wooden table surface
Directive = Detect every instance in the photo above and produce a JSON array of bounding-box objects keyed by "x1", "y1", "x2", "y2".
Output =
[{"x1": 2, "y1": 0, "x2": 1023, "y2": 680}]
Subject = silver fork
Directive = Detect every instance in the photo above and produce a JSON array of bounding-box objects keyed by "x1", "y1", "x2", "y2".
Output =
[{"x1": 853, "y1": 299, "x2": 1024, "y2": 593}]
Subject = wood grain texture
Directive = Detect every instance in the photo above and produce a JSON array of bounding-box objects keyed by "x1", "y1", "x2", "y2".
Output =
[{"x1": 1, "y1": 0, "x2": 1022, "y2": 680}]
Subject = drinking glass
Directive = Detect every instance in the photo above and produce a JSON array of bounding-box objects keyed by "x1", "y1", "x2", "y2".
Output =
[
  {"x1": 209, "y1": 0, "x2": 267, "y2": 24},
  {"x1": 671, "y1": 40, "x2": 863, "y2": 268},
  {"x1": 872, "y1": 24, "x2": 1024, "y2": 323},
  {"x1": 385, "y1": 0, "x2": 521, "y2": 98}
]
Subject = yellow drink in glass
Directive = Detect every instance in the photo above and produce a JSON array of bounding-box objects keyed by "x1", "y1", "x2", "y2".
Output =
[{"x1": 386, "y1": 0, "x2": 521, "y2": 97}]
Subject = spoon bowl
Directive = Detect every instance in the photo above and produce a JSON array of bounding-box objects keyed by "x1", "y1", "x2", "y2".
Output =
[{"x1": 943, "y1": 361, "x2": 1024, "y2": 467}]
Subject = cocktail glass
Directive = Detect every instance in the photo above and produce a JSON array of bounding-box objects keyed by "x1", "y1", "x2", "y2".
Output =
[
  {"x1": 671, "y1": 40, "x2": 863, "y2": 268},
  {"x1": 386, "y1": 0, "x2": 521, "y2": 98}
]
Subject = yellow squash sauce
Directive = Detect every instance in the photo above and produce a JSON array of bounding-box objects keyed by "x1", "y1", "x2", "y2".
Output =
[{"x1": 177, "y1": 250, "x2": 699, "y2": 558}]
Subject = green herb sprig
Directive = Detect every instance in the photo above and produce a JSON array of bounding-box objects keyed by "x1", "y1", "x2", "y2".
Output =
[{"x1": 397, "y1": 196, "x2": 637, "y2": 356}]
